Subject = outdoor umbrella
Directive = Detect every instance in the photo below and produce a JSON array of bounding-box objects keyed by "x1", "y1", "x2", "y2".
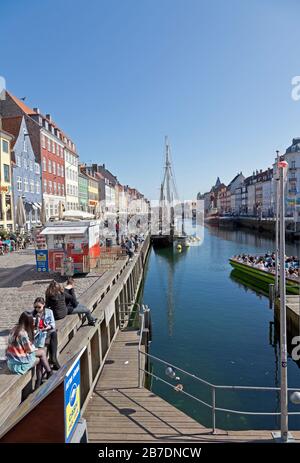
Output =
[
  {"x1": 15, "y1": 196, "x2": 26, "y2": 230},
  {"x1": 40, "y1": 198, "x2": 47, "y2": 226}
]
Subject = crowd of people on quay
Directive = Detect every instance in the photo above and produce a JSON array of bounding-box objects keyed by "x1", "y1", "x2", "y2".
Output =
[
  {"x1": 5, "y1": 277, "x2": 97, "y2": 389},
  {"x1": 120, "y1": 234, "x2": 145, "y2": 260},
  {"x1": 233, "y1": 253, "x2": 300, "y2": 279},
  {"x1": 0, "y1": 232, "x2": 31, "y2": 254}
]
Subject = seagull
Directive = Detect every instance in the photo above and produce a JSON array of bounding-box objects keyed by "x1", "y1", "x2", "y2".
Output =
[{"x1": 20, "y1": 96, "x2": 26, "y2": 101}]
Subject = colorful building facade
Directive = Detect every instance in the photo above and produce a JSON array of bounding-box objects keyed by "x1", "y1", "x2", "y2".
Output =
[
  {"x1": 2, "y1": 116, "x2": 42, "y2": 230},
  {"x1": 0, "y1": 122, "x2": 14, "y2": 230}
]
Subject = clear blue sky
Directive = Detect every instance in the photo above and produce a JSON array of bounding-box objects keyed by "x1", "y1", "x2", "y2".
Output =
[{"x1": 1, "y1": 0, "x2": 300, "y2": 200}]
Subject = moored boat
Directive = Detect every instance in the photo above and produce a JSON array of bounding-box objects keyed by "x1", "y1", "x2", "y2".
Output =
[{"x1": 229, "y1": 258, "x2": 299, "y2": 295}]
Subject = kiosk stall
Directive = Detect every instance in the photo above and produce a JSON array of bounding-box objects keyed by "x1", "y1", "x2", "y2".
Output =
[{"x1": 40, "y1": 220, "x2": 101, "y2": 275}]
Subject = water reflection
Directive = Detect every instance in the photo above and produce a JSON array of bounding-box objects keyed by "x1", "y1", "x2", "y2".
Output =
[
  {"x1": 153, "y1": 246, "x2": 188, "y2": 337},
  {"x1": 141, "y1": 225, "x2": 300, "y2": 430}
]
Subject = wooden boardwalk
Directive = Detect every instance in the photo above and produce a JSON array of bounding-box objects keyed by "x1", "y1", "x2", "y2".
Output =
[{"x1": 84, "y1": 329, "x2": 300, "y2": 443}]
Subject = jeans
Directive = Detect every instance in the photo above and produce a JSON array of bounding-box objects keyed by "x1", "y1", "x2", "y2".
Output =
[{"x1": 68, "y1": 304, "x2": 94, "y2": 323}]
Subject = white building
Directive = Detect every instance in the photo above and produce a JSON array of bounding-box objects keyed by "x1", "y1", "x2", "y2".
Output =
[
  {"x1": 64, "y1": 146, "x2": 79, "y2": 211},
  {"x1": 279, "y1": 138, "x2": 300, "y2": 221}
]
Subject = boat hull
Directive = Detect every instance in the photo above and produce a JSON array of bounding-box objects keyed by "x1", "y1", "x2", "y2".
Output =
[{"x1": 229, "y1": 259, "x2": 299, "y2": 295}]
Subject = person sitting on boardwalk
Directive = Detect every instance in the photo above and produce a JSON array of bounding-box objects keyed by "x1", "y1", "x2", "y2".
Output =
[
  {"x1": 45, "y1": 280, "x2": 68, "y2": 321},
  {"x1": 64, "y1": 277, "x2": 97, "y2": 326},
  {"x1": 6, "y1": 311, "x2": 53, "y2": 389},
  {"x1": 33, "y1": 297, "x2": 60, "y2": 370}
]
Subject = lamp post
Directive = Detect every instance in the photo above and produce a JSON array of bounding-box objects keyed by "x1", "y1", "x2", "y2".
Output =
[
  {"x1": 278, "y1": 159, "x2": 289, "y2": 442},
  {"x1": 275, "y1": 151, "x2": 280, "y2": 296}
]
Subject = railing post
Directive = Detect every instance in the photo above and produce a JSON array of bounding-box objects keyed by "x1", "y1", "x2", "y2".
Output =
[
  {"x1": 269, "y1": 283, "x2": 275, "y2": 308},
  {"x1": 212, "y1": 387, "x2": 216, "y2": 434}
]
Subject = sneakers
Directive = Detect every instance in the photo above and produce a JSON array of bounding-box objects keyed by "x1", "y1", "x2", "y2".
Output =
[{"x1": 88, "y1": 317, "x2": 97, "y2": 326}]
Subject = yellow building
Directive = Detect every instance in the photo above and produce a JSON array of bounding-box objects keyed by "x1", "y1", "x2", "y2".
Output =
[
  {"x1": 0, "y1": 124, "x2": 14, "y2": 231},
  {"x1": 86, "y1": 174, "x2": 99, "y2": 215}
]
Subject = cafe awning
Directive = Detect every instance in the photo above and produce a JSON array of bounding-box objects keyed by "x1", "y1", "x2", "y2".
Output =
[{"x1": 40, "y1": 226, "x2": 88, "y2": 235}]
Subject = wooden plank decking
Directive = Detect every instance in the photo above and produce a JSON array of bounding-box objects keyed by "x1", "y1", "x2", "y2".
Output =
[{"x1": 84, "y1": 329, "x2": 300, "y2": 443}]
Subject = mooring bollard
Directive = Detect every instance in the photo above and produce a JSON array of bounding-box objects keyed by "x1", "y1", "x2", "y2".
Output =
[{"x1": 269, "y1": 283, "x2": 275, "y2": 308}]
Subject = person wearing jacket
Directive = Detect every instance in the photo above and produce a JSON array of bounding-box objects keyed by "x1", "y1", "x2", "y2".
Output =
[
  {"x1": 33, "y1": 297, "x2": 60, "y2": 370},
  {"x1": 64, "y1": 277, "x2": 97, "y2": 326},
  {"x1": 45, "y1": 280, "x2": 68, "y2": 320}
]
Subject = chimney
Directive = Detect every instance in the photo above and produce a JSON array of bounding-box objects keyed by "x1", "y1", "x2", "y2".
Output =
[
  {"x1": 33, "y1": 108, "x2": 40, "y2": 114},
  {"x1": 46, "y1": 114, "x2": 52, "y2": 121}
]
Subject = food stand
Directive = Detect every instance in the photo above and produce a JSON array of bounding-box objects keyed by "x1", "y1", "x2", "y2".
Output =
[{"x1": 39, "y1": 220, "x2": 101, "y2": 275}]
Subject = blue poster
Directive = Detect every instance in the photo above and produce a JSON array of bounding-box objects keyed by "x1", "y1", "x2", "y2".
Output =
[
  {"x1": 35, "y1": 250, "x2": 49, "y2": 272},
  {"x1": 64, "y1": 352, "x2": 81, "y2": 443}
]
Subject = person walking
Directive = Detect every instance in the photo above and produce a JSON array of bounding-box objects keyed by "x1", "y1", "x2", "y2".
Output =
[
  {"x1": 64, "y1": 277, "x2": 97, "y2": 326},
  {"x1": 33, "y1": 297, "x2": 61, "y2": 370}
]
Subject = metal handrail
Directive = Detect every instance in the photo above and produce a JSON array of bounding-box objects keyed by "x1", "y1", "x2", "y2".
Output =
[{"x1": 137, "y1": 309, "x2": 300, "y2": 434}]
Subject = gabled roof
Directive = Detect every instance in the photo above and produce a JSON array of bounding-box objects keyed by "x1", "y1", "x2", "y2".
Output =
[
  {"x1": 1, "y1": 116, "x2": 23, "y2": 149},
  {"x1": 6, "y1": 91, "x2": 37, "y2": 116}
]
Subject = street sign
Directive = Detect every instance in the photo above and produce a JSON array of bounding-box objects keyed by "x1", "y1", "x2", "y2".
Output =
[
  {"x1": 35, "y1": 249, "x2": 49, "y2": 272},
  {"x1": 64, "y1": 350, "x2": 83, "y2": 443}
]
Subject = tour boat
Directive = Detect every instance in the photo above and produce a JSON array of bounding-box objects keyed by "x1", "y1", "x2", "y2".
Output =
[{"x1": 229, "y1": 258, "x2": 299, "y2": 295}]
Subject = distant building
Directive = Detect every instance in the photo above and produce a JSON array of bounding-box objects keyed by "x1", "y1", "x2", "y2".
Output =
[
  {"x1": 64, "y1": 143, "x2": 79, "y2": 211},
  {"x1": 0, "y1": 92, "x2": 66, "y2": 219},
  {"x1": 2, "y1": 116, "x2": 42, "y2": 230},
  {"x1": 78, "y1": 171, "x2": 89, "y2": 212},
  {"x1": 0, "y1": 120, "x2": 14, "y2": 230}
]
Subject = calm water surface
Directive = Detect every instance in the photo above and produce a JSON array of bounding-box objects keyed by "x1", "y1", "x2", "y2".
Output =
[{"x1": 139, "y1": 225, "x2": 300, "y2": 430}]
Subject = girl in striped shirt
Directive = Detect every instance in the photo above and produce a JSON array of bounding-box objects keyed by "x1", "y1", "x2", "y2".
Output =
[{"x1": 6, "y1": 311, "x2": 53, "y2": 389}]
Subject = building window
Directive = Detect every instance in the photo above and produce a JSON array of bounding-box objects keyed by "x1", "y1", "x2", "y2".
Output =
[
  {"x1": 48, "y1": 159, "x2": 52, "y2": 173},
  {"x1": 23, "y1": 158, "x2": 27, "y2": 169},
  {"x1": 48, "y1": 181, "x2": 52, "y2": 194},
  {"x1": 24, "y1": 177, "x2": 29, "y2": 192},
  {"x1": 53, "y1": 182, "x2": 57, "y2": 195},
  {"x1": 17, "y1": 176, "x2": 22, "y2": 191},
  {"x1": 292, "y1": 160, "x2": 296, "y2": 169},
  {"x1": 66, "y1": 184, "x2": 70, "y2": 195},
  {"x1": 3, "y1": 164, "x2": 10, "y2": 183},
  {"x1": 43, "y1": 157, "x2": 46, "y2": 171},
  {"x1": 58, "y1": 183, "x2": 61, "y2": 196},
  {"x1": 44, "y1": 180, "x2": 47, "y2": 193},
  {"x1": 41, "y1": 134, "x2": 46, "y2": 149},
  {"x1": 52, "y1": 141, "x2": 55, "y2": 154},
  {"x1": 23, "y1": 133, "x2": 27, "y2": 152},
  {"x1": 62, "y1": 184, "x2": 64, "y2": 196},
  {"x1": 17, "y1": 155, "x2": 21, "y2": 167},
  {"x1": 30, "y1": 180, "x2": 34, "y2": 193},
  {"x1": 57, "y1": 164, "x2": 61, "y2": 177},
  {"x1": 61, "y1": 167, "x2": 64, "y2": 177},
  {"x1": 2, "y1": 140, "x2": 9, "y2": 153},
  {"x1": 56, "y1": 144, "x2": 59, "y2": 156},
  {"x1": 35, "y1": 163, "x2": 40, "y2": 174},
  {"x1": 36, "y1": 182, "x2": 40, "y2": 194},
  {"x1": 29, "y1": 159, "x2": 33, "y2": 171},
  {"x1": 47, "y1": 138, "x2": 51, "y2": 152},
  {"x1": 52, "y1": 161, "x2": 56, "y2": 175}
]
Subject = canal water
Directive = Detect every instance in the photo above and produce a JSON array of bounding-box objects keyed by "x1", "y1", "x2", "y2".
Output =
[{"x1": 139, "y1": 225, "x2": 300, "y2": 431}]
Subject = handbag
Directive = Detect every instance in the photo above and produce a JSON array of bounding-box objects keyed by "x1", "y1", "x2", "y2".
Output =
[{"x1": 34, "y1": 330, "x2": 47, "y2": 348}]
